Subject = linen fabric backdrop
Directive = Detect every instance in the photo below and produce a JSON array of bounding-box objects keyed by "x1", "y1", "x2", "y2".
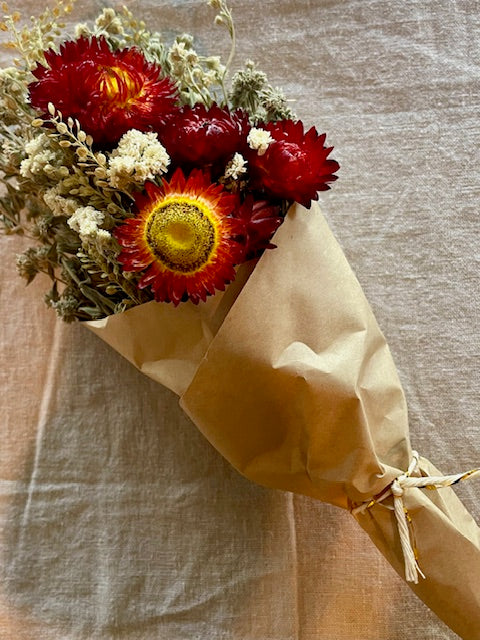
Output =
[{"x1": 0, "y1": 1, "x2": 479, "y2": 638}]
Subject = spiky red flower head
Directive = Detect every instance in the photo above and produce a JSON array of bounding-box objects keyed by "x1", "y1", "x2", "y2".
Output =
[
  {"x1": 28, "y1": 36, "x2": 178, "y2": 147},
  {"x1": 233, "y1": 196, "x2": 283, "y2": 260},
  {"x1": 115, "y1": 168, "x2": 244, "y2": 305},
  {"x1": 157, "y1": 103, "x2": 250, "y2": 172},
  {"x1": 246, "y1": 119, "x2": 340, "y2": 208}
]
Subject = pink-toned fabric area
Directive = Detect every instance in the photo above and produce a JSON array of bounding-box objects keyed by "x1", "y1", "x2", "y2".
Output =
[{"x1": 0, "y1": 1, "x2": 478, "y2": 638}]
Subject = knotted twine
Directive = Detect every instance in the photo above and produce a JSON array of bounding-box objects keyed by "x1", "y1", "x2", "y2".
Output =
[{"x1": 351, "y1": 451, "x2": 480, "y2": 583}]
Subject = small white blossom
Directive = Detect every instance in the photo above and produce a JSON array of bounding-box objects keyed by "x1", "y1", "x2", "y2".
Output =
[
  {"x1": 0, "y1": 67, "x2": 26, "y2": 96},
  {"x1": 224, "y1": 153, "x2": 247, "y2": 180},
  {"x1": 168, "y1": 41, "x2": 199, "y2": 67},
  {"x1": 74, "y1": 23, "x2": 90, "y2": 38},
  {"x1": 77, "y1": 229, "x2": 117, "y2": 263},
  {"x1": 20, "y1": 133, "x2": 62, "y2": 179},
  {"x1": 107, "y1": 129, "x2": 170, "y2": 189},
  {"x1": 43, "y1": 187, "x2": 80, "y2": 217},
  {"x1": 92, "y1": 229, "x2": 116, "y2": 255},
  {"x1": 205, "y1": 55, "x2": 224, "y2": 72},
  {"x1": 95, "y1": 228, "x2": 113, "y2": 245},
  {"x1": 247, "y1": 128, "x2": 274, "y2": 156},
  {"x1": 68, "y1": 206, "x2": 105, "y2": 242},
  {"x1": 94, "y1": 8, "x2": 124, "y2": 34},
  {"x1": 203, "y1": 69, "x2": 221, "y2": 87}
]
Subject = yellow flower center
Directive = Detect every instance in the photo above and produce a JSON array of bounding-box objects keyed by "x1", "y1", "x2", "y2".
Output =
[
  {"x1": 98, "y1": 65, "x2": 142, "y2": 106},
  {"x1": 145, "y1": 197, "x2": 219, "y2": 274}
]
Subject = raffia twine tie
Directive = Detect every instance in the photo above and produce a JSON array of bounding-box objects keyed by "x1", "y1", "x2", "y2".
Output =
[{"x1": 351, "y1": 451, "x2": 480, "y2": 584}]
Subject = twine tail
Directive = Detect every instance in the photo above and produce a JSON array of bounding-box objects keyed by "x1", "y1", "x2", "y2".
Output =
[
  {"x1": 352, "y1": 451, "x2": 480, "y2": 583},
  {"x1": 391, "y1": 478, "x2": 425, "y2": 584}
]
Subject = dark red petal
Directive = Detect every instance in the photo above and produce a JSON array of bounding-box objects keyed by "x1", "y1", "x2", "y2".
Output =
[{"x1": 156, "y1": 103, "x2": 250, "y2": 172}]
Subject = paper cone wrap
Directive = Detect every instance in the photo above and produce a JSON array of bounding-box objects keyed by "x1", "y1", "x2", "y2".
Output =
[{"x1": 87, "y1": 204, "x2": 480, "y2": 639}]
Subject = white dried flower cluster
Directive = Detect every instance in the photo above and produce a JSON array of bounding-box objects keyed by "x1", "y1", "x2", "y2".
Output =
[
  {"x1": 168, "y1": 40, "x2": 199, "y2": 72},
  {"x1": 0, "y1": 2, "x2": 297, "y2": 322},
  {"x1": 224, "y1": 153, "x2": 247, "y2": 180},
  {"x1": 229, "y1": 61, "x2": 295, "y2": 123},
  {"x1": 68, "y1": 206, "x2": 105, "y2": 243},
  {"x1": 0, "y1": 67, "x2": 27, "y2": 116},
  {"x1": 84, "y1": 227, "x2": 117, "y2": 260},
  {"x1": 43, "y1": 187, "x2": 80, "y2": 217},
  {"x1": 67, "y1": 204, "x2": 116, "y2": 257},
  {"x1": 247, "y1": 128, "x2": 274, "y2": 156},
  {"x1": 199, "y1": 66, "x2": 224, "y2": 89},
  {"x1": 74, "y1": 8, "x2": 124, "y2": 40},
  {"x1": 2, "y1": 139, "x2": 16, "y2": 158},
  {"x1": 167, "y1": 37, "x2": 225, "y2": 103},
  {"x1": 0, "y1": 66, "x2": 23, "y2": 89},
  {"x1": 94, "y1": 8, "x2": 124, "y2": 35},
  {"x1": 19, "y1": 133, "x2": 66, "y2": 179},
  {"x1": 205, "y1": 56, "x2": 223, "y2": 73},
  {"x1": 94, "y1": 229, "x2": 115, "y2": 252},
  {"x1": 107, "y1": 129, "x2": 170, "y2": 189},
  {"x1": 74, "y1": 22, "x2": 90, "y2": 38}
]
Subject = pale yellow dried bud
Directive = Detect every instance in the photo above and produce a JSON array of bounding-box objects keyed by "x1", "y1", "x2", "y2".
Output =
[
  {"x1": 62, "y1": 176, "x2": 77, "y2": 188},
  {"x1": 56, "y1": 121, "x2": 68, "y2": 134},
  {"x1": 31, "y1": 118, "x2": 44, "y2": 128},
  {"x1": 99, "y1": 8, "x2": 116, "y2": 20},
  {"x1": 4, "y1": 96, "x2": 16, "y2": 110},
  {"x1": 76, "y1": 147, "x2": 88, "y2": 160},
  {"x1": 94, "y1": 167, "x2": 108, "y2": 179},
  {"x1": 74, "y1": 23, "x2": 90, "y2": 38},
  {"x1": 59, "y1": 139, "x2": 71, "y2": 148},
  {"x1": 105, "y1": 285, "x2": 118, "y2": 295}
]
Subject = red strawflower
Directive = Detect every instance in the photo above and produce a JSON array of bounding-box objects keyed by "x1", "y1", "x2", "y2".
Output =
[
  {"x1": 115, "y1": 168, "x2": 244, "y2": 305},
  {"x1": 28, "y1": 36, "x2": 178, "y2": 146},
  {"x1": 246, "y1": 119, "x2": 340, "y2": 208},
  {"x1": 233, "y1": 196, "x2": 283, "y2": 259},
  {"x1": 156, "y1": 103, "x2": 250, "y2": 172}
]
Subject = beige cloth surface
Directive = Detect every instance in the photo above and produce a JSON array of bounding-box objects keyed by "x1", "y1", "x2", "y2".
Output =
[{"x1": 0, "y1": 1, "x2": 479, "y2": 639}]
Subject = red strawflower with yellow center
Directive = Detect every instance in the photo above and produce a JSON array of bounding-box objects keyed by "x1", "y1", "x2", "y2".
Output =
[
  {"x1": 246, "y1": 119, "x2": 340, "y2": 208},
  {"x1": 28, "y1": 36, "x2": 178, "y2": 147},
  {"x1": 115, "y1": 169, "x2": 244, "y2": 305},
  {"x1": 157, "y1": 103, "x2": 250, "y2": 173}
]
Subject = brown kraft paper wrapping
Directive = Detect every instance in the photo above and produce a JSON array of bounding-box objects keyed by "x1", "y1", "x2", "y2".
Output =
[{"x1": 87, "y1": 203, "x2": 480, "y2": 639}]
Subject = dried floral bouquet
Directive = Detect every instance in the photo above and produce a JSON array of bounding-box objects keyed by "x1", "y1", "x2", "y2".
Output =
[
  {"x1": 1, "y1": 3, "x2": 480, "y2": 639},
  {"x1": 0, "y1": 0, "x2": 338, "y2": 321}
]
